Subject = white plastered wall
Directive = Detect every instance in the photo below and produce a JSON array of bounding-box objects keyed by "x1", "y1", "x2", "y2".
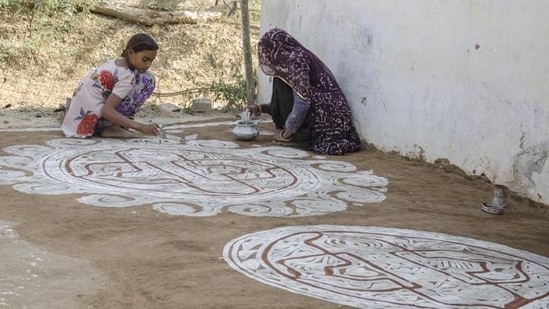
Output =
[{"x1": 258, "y1": 0, "x2": 549, "y2": 205}]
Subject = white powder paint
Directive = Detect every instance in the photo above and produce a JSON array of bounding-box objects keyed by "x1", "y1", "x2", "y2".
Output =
[
  {"x1": 224, "y1": 225, "x2": 549, "y2": 308},
  {"x1": 0, "y1": 136, "x2": 388, "y2": 217}
]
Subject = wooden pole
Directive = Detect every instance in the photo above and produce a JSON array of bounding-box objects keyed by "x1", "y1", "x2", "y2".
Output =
[{"x1": 240, "y1": 0, "x2": 255, "y2": 104}]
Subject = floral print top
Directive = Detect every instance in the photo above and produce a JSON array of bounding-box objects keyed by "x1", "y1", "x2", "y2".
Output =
[{"x1": 61, "y1": 59, "x2": 155, "y2": 138}]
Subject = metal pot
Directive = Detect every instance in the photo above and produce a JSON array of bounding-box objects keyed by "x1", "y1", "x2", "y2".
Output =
[{"x1": 233, "y1": 121, "x2": 259, "y2": 141}]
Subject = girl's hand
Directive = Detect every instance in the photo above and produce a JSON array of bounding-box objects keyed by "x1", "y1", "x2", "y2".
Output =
[{"x1": 137, "y1": 123, "x2": 161, "y2": 136}]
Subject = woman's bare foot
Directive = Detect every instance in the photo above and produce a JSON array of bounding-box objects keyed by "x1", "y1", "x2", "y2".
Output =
[{"x1": 99, "y1": 125, "x2": 137, "y2": 138}]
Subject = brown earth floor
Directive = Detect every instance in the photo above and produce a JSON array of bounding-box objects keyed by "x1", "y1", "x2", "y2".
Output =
[{"x1": 0, "y1": 119, "x2": 548, "y2": 309}]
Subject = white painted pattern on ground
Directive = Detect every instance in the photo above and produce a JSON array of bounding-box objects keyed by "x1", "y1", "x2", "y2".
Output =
[
  {"x1": 223, "y1": 225, "x2": 549, "y2": 308},
  {"x1": 0, "y1": 136, "x2": 387, "y2": 217}
]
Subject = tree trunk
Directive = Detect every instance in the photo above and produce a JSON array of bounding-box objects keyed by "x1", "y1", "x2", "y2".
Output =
[
  {"x1": 91, "y1": 1, "x2": 222, "y2": 26},
  {"x1": 240, "y1": 0, "x2": 256, "y2": 105}
]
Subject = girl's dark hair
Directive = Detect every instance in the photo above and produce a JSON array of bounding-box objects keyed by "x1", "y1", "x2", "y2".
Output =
[{"x1": 121, "y1": 33, "x2": 159, "y2": 57}]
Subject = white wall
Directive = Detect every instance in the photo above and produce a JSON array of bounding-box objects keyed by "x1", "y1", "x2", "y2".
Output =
[{"x1": 258, "y1": 0, "x2": 549, "y2": 205}]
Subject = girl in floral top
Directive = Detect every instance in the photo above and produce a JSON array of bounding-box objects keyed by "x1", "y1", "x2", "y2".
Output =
[{"x1": 62, "y1": 33, "x2": 161, "y2": 138}]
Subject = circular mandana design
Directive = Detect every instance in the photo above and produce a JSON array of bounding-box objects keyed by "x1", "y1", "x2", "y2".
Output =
[
  {"x1": 223, "y1": 225, "x2": 549, "y2": 308},
  {"x1": 0, "y1": 135, "x2": 387, "y2": 217}
]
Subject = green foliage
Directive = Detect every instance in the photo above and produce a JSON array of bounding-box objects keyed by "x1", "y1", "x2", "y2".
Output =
[
  {"x1": 207, "y1": 50, "x2": 250, "y2": 110},
  {"x1": 1, "y1": 0, "x2": 262, "y2": 112},
  {"x1": 0, "y1": 1, "x2": 82, "y2": 67},
  {"x1": 176, "y1": 55, "x2": 249, "y2": 112},
  {"x1": 139, "y1": 0, "x2": 182, "y2": 11},
  {"x1": 174, "y1": 66, "x2": 247, "y2": 111},
  {"x1": 152, "y1": 53, "x2": 251, "y2": 112},
  {"x1": 206, "y1": 70, "x2": 248, "y2": 111},
  {"x1": 0, "y1": 0, "x2": 96, "y2": 14}
]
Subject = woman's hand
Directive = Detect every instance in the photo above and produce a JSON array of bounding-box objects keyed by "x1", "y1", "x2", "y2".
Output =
[
  {"x1": 274, "y1": 129, "x2": 293, "y2": 142},
  {"x1": 246, "y1": 103, "x2": 261, "y2": 117}
]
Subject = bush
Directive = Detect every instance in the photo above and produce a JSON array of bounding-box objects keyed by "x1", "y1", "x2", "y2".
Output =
[{"x1": 0, "y1": 0, "x2": 96, "y2": 15}]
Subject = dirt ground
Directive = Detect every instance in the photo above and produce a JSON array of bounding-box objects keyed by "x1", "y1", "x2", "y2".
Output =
[{"x1": 0, "y1": 116, "x2": 548, "y2": 309}]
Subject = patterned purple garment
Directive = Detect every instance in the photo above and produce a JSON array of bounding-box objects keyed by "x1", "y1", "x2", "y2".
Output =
[
  {"x1": 258, "y1": 27, "x2": 362, "y2": 155},
  {"x1": 61, "y1": 59, "x2": 156, "y2": 138},
  {"x1": 95, "y1": 71, "x2": 155, "y2": 133}
]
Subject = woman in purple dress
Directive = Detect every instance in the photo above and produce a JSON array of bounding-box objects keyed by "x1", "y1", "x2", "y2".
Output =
[
  {"x1": 250, "y1": 27, "x2": 362, "y2": 155},
  {"x1": 62, "y1": 33, "x2": 162, "y2": 138}
]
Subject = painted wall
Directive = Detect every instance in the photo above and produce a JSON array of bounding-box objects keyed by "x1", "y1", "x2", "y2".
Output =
[{"x1": 257, "y1": 0, "x2": 549, "y2": 205}]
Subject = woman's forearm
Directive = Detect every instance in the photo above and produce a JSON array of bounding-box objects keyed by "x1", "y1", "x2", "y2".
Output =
[{"x1": 285, "y1": 92, "x2": 310, "y2": 134}]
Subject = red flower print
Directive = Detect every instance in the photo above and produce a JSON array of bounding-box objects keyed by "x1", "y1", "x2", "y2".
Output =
[
  {"x1": 98, "y1": 70, "x2": 116, "y2": 91},
  {"x1": 76, "y1": 113, "x2": 99, "y2": 136}
]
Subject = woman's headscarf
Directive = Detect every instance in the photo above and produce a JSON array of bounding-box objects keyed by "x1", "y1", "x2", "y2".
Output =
[
  {"x1": 258, "y1": 27, "x2": 362, "y2": 155},
  {"x1": 258, "y1": 28, "x2": 341, "y2": 104}
]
